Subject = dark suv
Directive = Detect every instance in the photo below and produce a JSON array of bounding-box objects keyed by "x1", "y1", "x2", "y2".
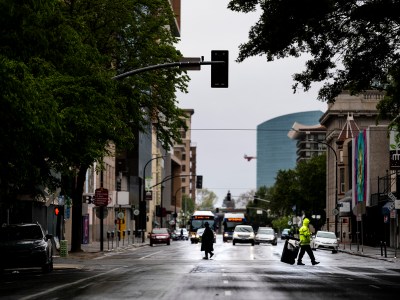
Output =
[{"x1": 0, "y1": 223, "x2": 54, "y2": 273}]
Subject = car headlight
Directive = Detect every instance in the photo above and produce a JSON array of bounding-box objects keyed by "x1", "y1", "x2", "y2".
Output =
[
  {"x1": 250, "y1": 233, "x2": 255, "y2": 238},
  {"x1": 224, "y1": 233, "x2": 229, "y2": 237}
]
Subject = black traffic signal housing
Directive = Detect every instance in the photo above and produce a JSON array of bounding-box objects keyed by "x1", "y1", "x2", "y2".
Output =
[
  {"x1": 226, "y1": 191, "x2": 231, "y2": 201},
  {"x1": 196, "y1": 175, "x2": 203, "y2": 189},
  {"x1": 211, "y1": 50, "x2": 229, "y2": 88},
  {"x1": 54, "y1": 206, "x2": 64, "y2": 216}
]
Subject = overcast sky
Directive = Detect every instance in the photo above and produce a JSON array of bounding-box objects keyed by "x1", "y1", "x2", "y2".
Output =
[{"x1": 175, "y1": 1, "x2": 327, "y2": 207}]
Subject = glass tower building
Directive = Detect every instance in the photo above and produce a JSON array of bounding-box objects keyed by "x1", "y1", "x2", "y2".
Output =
[{"x1": 256, "y1": 110, "x2": 324, "y2": 189}]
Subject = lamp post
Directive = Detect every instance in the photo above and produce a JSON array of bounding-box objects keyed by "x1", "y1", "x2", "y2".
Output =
[
  {"x1": 317, "y1": 141, "x2": 338, "y2": 238},
  {"x1": 174, "y1": 186, "x2": 185, "y2": 229},
  {"x1": 140, "y1": 155, "x2": 165, "y2": 242}
]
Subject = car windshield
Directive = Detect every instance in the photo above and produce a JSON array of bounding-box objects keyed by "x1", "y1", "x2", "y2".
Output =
[
  {"x1": 0, "y1": 225, "x2": 43, "y2": 241},
  {"x1": 316, "y1": 232, "x2": 336, "y2": 239},
  {"x1": 258, "y1": 229, "x2": 274, "y2": 235},
  {"x1": 235, "y1": 226, "x2": 253, "y2": 233},
  {"x1": 152, "y1": 228, "x2": 168, "y2": 234},
  {"x1": 282, "y1": 229, "x2": 290, "y2": 234}
]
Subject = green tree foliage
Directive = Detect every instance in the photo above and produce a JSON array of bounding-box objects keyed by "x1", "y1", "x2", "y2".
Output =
[
  {"x1": 0, "y1": 0, "x2": 189, "y2": 250},
  {"x1": 252, "y1": 154, "x2": 326, "y2": 220},
  {"x1": 228, "y1": 0, "x2": 400, "y2": 102},
  {"x1": 196, "y1": 189, "x2": 217, "y2": 210}
]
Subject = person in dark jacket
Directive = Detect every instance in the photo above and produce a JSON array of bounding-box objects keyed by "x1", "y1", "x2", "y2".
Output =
[{"x1": 201, "y1": 222, "x2": 214, "y2": 259}]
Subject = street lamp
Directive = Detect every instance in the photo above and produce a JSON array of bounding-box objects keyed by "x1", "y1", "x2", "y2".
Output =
[
  {"x1": 139, "y1": 155, "x2": 166, "y2": 242},
  {"x1": 174, "y1": 186, "x2": 185, "y2": 229},
  {"x1": 317, "y1": 141, "x2": 338, "y2": 237}
]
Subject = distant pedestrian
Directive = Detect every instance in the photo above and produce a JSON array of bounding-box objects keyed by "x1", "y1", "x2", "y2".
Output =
[
  {"x1": 297, "y1": 218, "x2": 320, "y2": 266},
  {"x1": 201, "y1": 222, "x2": 214, "y2": 259}
]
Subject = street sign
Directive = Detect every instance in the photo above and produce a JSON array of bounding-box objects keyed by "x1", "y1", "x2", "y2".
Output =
[
  {"x1": 94, "y1": 188, "x2": 109, "y2": 206},
  {"x1": 133, "y1": 209, "x2": 140, "y2": 216}
]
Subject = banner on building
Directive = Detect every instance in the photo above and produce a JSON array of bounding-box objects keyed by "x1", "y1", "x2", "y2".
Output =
[{"x1": 352, "y1": 129, "x2": 370, "y2": 207}]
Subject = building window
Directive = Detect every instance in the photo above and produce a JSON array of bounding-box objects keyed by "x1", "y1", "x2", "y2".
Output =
[
  {"x1": 340, "y1": 150, "x2": 344, "y2": 163},
  {"x1": 182, "y1": 177, "x2": 186, "y2": 183},
  {"x1": 339, "y1": 168, "x2": 345, "y2": 193},
  {"x1": 182, "y1": 153, "x2": 186, "y2": 160},
  {"x1": 182, "y1": 165, "x2": 186, "y2": 172}
]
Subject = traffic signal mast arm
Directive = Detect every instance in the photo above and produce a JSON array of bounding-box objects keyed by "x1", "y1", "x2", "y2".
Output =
[{"x1": 112, "y1": 61, "x2": 225, "y2": 80}]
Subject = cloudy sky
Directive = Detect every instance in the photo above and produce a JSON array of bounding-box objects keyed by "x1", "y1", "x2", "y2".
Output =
[{"x1": 175, "y1": 1, "x2": 327, "y2": 207}]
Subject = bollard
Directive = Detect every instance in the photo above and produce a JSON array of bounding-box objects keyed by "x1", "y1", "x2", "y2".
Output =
[
  {"x1": 117, "y1": 230, "x2": 121, "y2": 247},
  {"x1": 127, "y1": 229, "x2": 131, "y2": 244},
  {"x1": 123, "y1": 230, "x2": 126, "y2": 246},
  {"x1": 384, "y1": 241, "x2": 387, "y2": 258},
  {"x1": 107, "y1": 231, "x2": 111, "y2": 251},
  {"x1": 380, "y1": 241, "x2": 383, "y2": 256},
  {"x1": 60, "y1": 240, "x2": 68, "y2": 258},
  {"x1": 111, "y1": 231, "x2": 115, "y2": 249}
]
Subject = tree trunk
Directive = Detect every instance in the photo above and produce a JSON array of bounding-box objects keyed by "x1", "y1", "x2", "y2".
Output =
[{"x1": 70, "y1": 166, "x2": 87, "y2": 252}]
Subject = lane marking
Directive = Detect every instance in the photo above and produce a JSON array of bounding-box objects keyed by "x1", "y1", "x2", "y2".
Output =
[
  {"x1": 138, "y1": 250, "x2": 163, "y2": 260},
  {"x1": 369, "y1": 285, "x2": 380, "y2": 289},
  {"x1": 20, "y1": 267, "x2": 123, "y2": 300},
  {"x1": 225, "y1": 291, "x2": 232, "y2": 296},
  {"x1": 223, "y1": 280, "x2": 229, "y2": 284}
]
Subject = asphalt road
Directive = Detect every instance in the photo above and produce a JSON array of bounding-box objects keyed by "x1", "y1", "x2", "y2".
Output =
[{"x1": 1, "y1": 235, "x2": 399, "y2": 300}]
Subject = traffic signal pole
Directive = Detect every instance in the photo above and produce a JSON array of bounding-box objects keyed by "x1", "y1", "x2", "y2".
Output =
[{"x1": 112, "y1": 60, "x2": 226, "y2": 80}]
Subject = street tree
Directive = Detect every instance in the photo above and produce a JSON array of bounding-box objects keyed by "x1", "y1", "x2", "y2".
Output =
[
  {"x1": 196, "y1": 189, "x2": 218, "y2": 210},
  {"x1": 227, "y1": 0, "x2": 400, "y2": 103},
  {"x1": 255, "y1": 154, "x2": 326, "y2": 219},
  {"x1": 0, "y1": 0, "x2": 189, "y2": 251}
]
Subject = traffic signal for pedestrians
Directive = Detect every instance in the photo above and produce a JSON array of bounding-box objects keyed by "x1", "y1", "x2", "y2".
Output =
[
  {"x1": 196, "y1": 175, "x2": 203, "y2": 189},
  {"x1": 54, "y1": 206, "x2": 63, "y2": 216},
  {"x1": 211, "y1": 50, "x2": 229, "y2": 88}
]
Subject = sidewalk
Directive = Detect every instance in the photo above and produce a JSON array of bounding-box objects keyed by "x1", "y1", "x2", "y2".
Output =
[
  {"x1": 55, "y1": 236, "x2": 149, "y2": 260},
  {"x1": 338, "y1": 242, "x2": 400, "y2": 263}
]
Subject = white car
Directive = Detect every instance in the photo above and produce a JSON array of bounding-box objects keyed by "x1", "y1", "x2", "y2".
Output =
[
  {"x1": 173, "y1": 228, "x2": 189, "y2": 240},
  {"x1": 311, "y1": 231, "x2": 339, "y2": 252},
  {"x1": 255, "y1": 227, "x2": 277, "y2": 245},
  {"x1": 232, "y1": 225, "x2": 255, "y2": 246}
]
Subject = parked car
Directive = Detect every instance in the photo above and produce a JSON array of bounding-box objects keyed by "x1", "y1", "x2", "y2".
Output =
[
  {"x1": 0, "y1": 223, "x2": 54, "y2": 273},
  {"x1": 310, "y1": 231, "x2": 339, "y2": 252},
  {"x1": 172, "y1": 228, "x2": 189, "y2": 240},
  {"x1": 232, "y1": 225, "x2": 255, "y2": 246},
  {"x1": 255, "y1": 227, "x2": 277, "y2": 245},
  {"x1": 192, "y1": 228, "x2": 216, "y2": 244},
  {"x1": 281, "y1": 228, "x2": 292, "y2": 240},
  {"x1": 149, "y1": 228, "x2": 170, "y2": 246}
]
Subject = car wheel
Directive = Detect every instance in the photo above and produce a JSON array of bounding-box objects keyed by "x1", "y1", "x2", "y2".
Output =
[
  {"x1": 167, "y1": 242, "x2": 170, "y2": 245},
  {"x1": 251, "y1": 242, "x2": 255, "y2": 246},
  {"x1": 233, "y1": 240, "x2": 236, "y2": 246},
  {"x1": 150, "y1": 243, "x2": 153, "y2": 247}
]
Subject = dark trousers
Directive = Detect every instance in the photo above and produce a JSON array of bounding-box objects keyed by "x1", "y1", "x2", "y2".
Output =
[{"x1": 298, "y1": 245, "x2": 316, "y2": 262}]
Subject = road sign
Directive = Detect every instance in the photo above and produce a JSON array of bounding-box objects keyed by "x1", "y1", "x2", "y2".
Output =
[{"x1": 94, "y1": 188, "x2": 109, "y2": 206}]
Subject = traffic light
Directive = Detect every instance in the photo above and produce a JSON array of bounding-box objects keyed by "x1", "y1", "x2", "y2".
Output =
[
  {"x1": 54, "y1": 206, "x2": 63, "y2": 216},
  {"x1": 156, "y1": 205, "x2": 161, "y2": 217},
  {"x1": 196, "y1": 175, "x2": 203, "y2": 189},
  {"x1": 226, "y1": 191, "x2": 231, "y2": 201},
  {"x1": 211, "y1": 50, "x2": 229, "y2": 88}
]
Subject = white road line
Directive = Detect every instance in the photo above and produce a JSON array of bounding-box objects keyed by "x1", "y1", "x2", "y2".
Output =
[
  {"x1": 369, "y1": 285, "x2": 380, "y2": 289},
  {"x1": 223, "y1": 280, "x2": 229, "y2": 284},
  {"x1": 225, "y1": 291, "x2": 232, "y2": 296},
  {"x1": 222, "y1": 273, "x2": 227, "y2": 277},
  {"x1": 19, "y1": 267, "x2": 123, "y2": 300},
  {"x1": 138, "y1": 250, "x2": 163, "y2": 260}
]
